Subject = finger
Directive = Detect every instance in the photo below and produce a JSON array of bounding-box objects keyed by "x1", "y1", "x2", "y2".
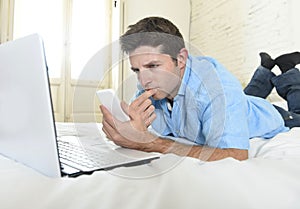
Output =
[
  {"x1": 144, "y1": 111, "x2": 157, "y2": 127},
  {"x1": 148, "y1": 112, "x2": 157, "y2": 124},
  {"x1": 145, "y1": 119, "x2": 150, "y2": 127},
  {"x1": 102, "y1": 126, "x2": 111, "y2": 140},
  {"x1": 130, "y1": 99, "x2": 152, "y2": 118},
  {"x1": 131, "y1": 89, "x2": 157, "y2": 108},
  {"x1": 141, "y1": 104, "x2": 155, "y2": 121},
  {"x1": 100, "y1": 105, "x2": 122, "y2": 128},
  {"x1": 145, "y1": 104, "x2": 155, "y2": 118},
  {"x1": 102, "y1": 119, "x2": 119, "y2": 140},
  {"x1": 102, "y1": 120, "x2": 113, "y2": 139},
  {"x1": 138, "y1": 98, "x2": 153, "y2": 113},
  {"x1": 100, "y1": 105, "x2": 112, "y2": 119},
  {"x1": 100, "y1": 105, "x2": 115, "y2": 127}
]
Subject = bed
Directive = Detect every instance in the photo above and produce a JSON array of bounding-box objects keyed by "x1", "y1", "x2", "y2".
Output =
[{"x1": 1, "y1": 117, "x2": 300, "y2": 209}]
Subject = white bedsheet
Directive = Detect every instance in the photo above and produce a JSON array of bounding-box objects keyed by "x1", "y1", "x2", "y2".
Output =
[{"x1": 1, "y1": 123, "x2": 300, "y2": 209}]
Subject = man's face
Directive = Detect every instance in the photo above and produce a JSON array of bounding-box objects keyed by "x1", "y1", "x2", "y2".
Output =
[{"x1": 129, "y1": 46, "x2": 182, "y2": 100}]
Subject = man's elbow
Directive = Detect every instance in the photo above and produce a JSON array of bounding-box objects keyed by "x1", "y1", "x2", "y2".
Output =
[{"x1": 227, "y1": 148, "x2": 248, "y2": 161}]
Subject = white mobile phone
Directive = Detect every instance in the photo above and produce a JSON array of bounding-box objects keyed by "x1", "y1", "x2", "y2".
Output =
[{"x1": 96, "y1": 89, "x2": 130, "y2": 122}]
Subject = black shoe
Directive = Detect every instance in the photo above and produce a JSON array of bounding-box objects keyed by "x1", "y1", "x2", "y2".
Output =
[
  {"x1": 275, "y1": 51, "x2": 300, "y2": 73},
  {"x1": 259, "y1": 52, "x2": 275, "y2": 70}
]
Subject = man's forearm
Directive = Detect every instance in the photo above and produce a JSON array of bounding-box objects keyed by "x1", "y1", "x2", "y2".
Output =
[{"x1": 144, "y1": 137, "x2": 248, "y2": 161}]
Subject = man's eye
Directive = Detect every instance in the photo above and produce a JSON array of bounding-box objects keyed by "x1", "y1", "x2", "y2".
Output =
[
  {"x1": 132, "y1": 68, "x2": 139, "y2": 73},
  {"x1": 148, "y1": 64, "x2": 159, "y2": 68}
]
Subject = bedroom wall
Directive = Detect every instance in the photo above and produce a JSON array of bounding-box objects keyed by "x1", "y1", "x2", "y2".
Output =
[{"x1": 190, "y1": 0, "x2": 300, "y2": 102}]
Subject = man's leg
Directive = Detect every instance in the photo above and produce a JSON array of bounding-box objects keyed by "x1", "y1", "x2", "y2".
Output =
[
  {"x1": 273, "y1": 104, "x2": 300, "y2": 128},
  {"x1": 244, "y1": 53, "x2": 276, "y2": 98},
  {"x1": 272, "y1": 51, "x2": 300, "y2": 128},
  {"x1": 272, "y1": 69, "x2": 300, "y2": 113}
]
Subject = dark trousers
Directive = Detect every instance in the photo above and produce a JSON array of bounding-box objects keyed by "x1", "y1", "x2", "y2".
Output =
[{"x1": 244, "y1": 66, "x2": 300, "y2": 128}]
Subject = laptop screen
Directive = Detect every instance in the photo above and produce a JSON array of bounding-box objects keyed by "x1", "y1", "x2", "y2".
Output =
[{"x1": 0, "y1": 34, "x2": 61, "y2": 177}]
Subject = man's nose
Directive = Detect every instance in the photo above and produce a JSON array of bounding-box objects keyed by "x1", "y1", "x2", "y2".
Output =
[{"x1": 139, "y1": 69, "x2": 152, "y2": 88}]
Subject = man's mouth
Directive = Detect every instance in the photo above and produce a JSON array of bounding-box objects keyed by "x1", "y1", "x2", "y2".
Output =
[{"x1": 145, "y1": 87, "x2": 158, "y2": 91}]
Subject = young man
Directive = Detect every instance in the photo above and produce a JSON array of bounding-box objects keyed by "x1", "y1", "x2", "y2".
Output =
[{"x1": 100, "y1": 16, "x2": 300, "y2": 161}]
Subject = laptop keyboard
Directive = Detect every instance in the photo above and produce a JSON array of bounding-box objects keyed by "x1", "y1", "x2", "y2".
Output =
[{"x1": 57, "y1": 140, "x2": 133, "y2": 171}]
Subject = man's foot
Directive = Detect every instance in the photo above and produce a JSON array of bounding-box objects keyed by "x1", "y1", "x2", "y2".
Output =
[
  {"x1": 259, "y1": 52, "x2": 275, "y2": 70},
  {"x1": 275, "y1": 51, "x2": 300, "y2": 73}
]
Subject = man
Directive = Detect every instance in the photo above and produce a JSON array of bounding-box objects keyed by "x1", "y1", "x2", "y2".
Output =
[{"x1": 100, "y1": 16, "x2": 300, "y2": 161}]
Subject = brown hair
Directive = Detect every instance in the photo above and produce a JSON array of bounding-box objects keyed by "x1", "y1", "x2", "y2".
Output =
[{"x1": 120, "y1": 17, "x2": 185, "y2": 60}]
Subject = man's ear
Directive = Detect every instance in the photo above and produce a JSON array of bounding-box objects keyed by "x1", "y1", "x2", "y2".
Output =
[{"x1": 177, "y1": 48, "x2": 188, "y2": 69}]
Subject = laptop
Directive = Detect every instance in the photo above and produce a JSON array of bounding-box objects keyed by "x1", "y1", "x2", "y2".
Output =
[{"x1": 0, "y1": 34, "x2": 159, "y2": 178}]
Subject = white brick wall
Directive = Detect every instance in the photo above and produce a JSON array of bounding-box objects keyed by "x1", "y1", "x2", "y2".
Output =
[{"x1": 190, "y1": 0, "x2": 300, "y2": 102}]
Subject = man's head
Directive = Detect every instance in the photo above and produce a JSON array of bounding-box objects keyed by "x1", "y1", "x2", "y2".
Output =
[
  {"x1": 120, "y1": 17, "x2": 188, "y2": 100},
  {"x1": 120, "y1": 16, "x2": 185, "y2": 60}
]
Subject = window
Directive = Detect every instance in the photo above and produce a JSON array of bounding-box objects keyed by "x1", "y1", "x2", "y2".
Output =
[
  {"x1": 13, "y1": 0, "x2": 110, "y2": 79},
  {"x1": 12, "y1": 0, "x2": 114, "y2": 122},
  {"x1": 14, "y1": 0, "x2": 63, "y2": 78},
  {"x1": 70, "y1": 0, "x2": 110, "y2": 79}
]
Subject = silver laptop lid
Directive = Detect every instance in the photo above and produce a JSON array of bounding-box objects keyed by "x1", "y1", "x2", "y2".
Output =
[{"x1": 0, "y1": 34, "x2": 61, "y2": 177}]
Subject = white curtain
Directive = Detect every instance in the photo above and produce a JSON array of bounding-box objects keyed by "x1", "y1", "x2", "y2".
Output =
[{"x1": 0, "y1": 0, "x2": 14, "y2": 43}]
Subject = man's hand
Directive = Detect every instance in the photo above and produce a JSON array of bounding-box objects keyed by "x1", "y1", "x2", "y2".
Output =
[
  {"x1": 122, "y1": 89, "x2": 157, "y2": 129},
  {"x1": 100, "y1": 89, "x2": 158, "y2": 151}
]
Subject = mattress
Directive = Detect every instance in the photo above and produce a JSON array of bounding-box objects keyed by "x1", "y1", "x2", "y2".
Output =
[{"x1": 0, "y1": 122, "x2": 299, "y2": 209}]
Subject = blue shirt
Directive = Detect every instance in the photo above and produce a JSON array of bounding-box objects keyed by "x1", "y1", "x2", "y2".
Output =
[{"x1": 134, "y1": 55, "x2": 289, "y2": 150}]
